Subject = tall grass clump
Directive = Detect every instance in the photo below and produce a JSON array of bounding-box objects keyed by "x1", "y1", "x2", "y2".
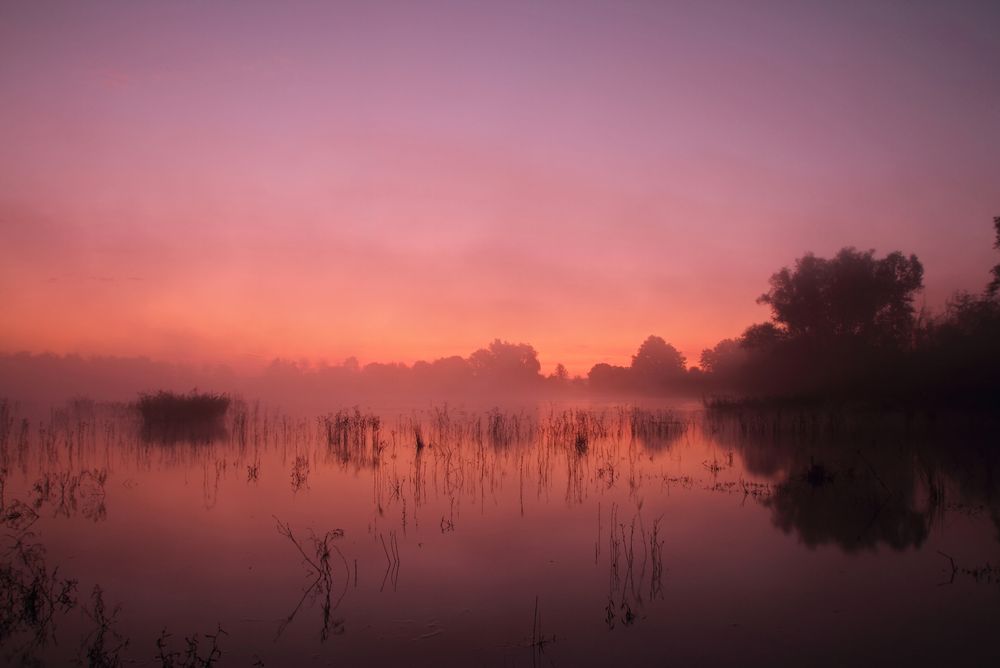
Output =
[
  {"x1": 136, "y1": 391, "x2": 230, "y2": 443},
  {"x1": 322, "y1": 409, "x2": 381, "y2": 467},
  {"x1": 629, "y1": 408, "x2": 687, "y2": 450}
]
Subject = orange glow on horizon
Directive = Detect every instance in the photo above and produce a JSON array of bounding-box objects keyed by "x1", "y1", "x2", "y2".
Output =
[{"x1": 2, "y1": 2, "x2": 998, "y2": 376}]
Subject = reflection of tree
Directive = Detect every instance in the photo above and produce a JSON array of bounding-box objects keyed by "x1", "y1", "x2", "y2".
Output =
[
  {"x1": 707, "y1": 414, "x2": 944, "y2": 552},
  {"x1": 767, "y1": 474, "x2": 929, "y2": 552}
]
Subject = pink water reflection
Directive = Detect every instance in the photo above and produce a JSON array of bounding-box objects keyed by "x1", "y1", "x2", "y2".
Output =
[{"x1": 1, "y1": 401, "x2": 998, "y2": 666}]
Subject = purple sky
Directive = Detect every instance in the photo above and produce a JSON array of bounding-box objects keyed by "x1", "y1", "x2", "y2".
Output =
[{"x1": 2, "y1": 0, "x2": 998, "y2": 372}]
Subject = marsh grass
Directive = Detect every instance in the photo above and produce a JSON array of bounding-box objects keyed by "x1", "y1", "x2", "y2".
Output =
[
  {"x1": 322, "y1": 409, "x2": 382, "y2": 467},
  {"x1": 136, "y1": 391, "x2": 230, "y2": 443},
  {"x1": 628, "y1": 408, "x2": 687, "y2": 449},
  {"x1": 80, "y1": 585, "x2": 128, "y2": 668},
  {"x1": 154, "y1": 624, "x2": 227, "y2": 668},
  {"x1": 0, "y1": 470, "x2": 78, "y2": 657},
  {"x1": 275, "y1": 517, "x2": 349, "y2": 641}
]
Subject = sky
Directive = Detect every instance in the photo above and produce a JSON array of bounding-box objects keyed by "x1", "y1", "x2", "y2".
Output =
[{"x1": 1, "y1": 0, "x2": 999, "y2": 374}]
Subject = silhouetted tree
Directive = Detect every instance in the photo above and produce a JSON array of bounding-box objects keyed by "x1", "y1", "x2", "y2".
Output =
[
  {"x1": 916, "y1": 291, "x2": 1000, "y2": 405},
  {"x1": 739, "y1": 322, "x2": 784, "y2": 350},
  {"x1": 468, "y1": 339, "x2": 542, "y2": 385},
  {"x1": 412, "y1": 355, "x2": 473, "y2": 391},
  {"x1": 758, "y1": 248, "x2": 924, "y2": 348},
  {"x1": 988, "y1": 216, "x2": 1000, "y2": 298},
  {"x1": 632, "y1": 335, "x2": 686, "y2": 373},
  {"x1": 587, "y1": 362, "x2": 631, "y2": 393},
  {"x1": 630, "y1": 335, "x2": 686, "y2": 390},
  {"x1": 699, "y1": 339, "x2": 748, "y2": 385}
]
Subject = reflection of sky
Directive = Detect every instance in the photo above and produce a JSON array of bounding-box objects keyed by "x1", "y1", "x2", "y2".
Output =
[
  {"x1": 5, "y1": 404, "x2": 1000, "y2": 664},
  {"x1": 2, "y1": 1, "x2": 999, "y2": 373}
]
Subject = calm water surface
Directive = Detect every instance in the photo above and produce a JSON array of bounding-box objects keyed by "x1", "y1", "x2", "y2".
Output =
[{"x1": 1, "y1": 400, "x2": 998, "y2": 666}]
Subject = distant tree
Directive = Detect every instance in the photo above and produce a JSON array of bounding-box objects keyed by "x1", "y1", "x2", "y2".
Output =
[
  {"x1": 361, "y1": 362, "x2": 410, "y2": 387},
  {"x1": 630, "y1": 335, "x2": 687, "y2": 391},
  {"x1": 587, "y1": 362, "x2": 631, "y2": 393},
  {"x1": 631, "y1": 336, "x2": 686, "y2": 375},
  {"x1": 757, "y1": 248, "x2": 924, "y2": 347},
  {"x1": 550, "y1": 363, "x2": 569, "y2": 381},
  {"x1": 468, "y1": 339, "x2": 542, "y2": 384},
  {"x1": 412, "y1": 355, "x2": 473, "y2": 390}
]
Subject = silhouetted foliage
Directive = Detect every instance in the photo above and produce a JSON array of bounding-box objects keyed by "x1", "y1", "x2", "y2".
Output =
[
  {"x1": 988, "y1": 216, "x2": 1000, "y2": 298},
  {"x1": 588, "y1": 336, "x2": 691, "y2": 395},
  {"x1": 137, "y1": 391, "x2": 230, "y2": 443},
  {"x1": 3, "y1": 219, "x2": 999, "y2": 407},
  {"x1": 468, "y1": 339, "x2": 542, "y2": 386},
  {"x1": 757, "y1": 247, "x2": 924, "y2": 347},
  {"x1": 630, "y1": 336, "x2": 686, "y2": 392},
  {"x1": 700, "y1": 218, "x2": 1000, "y2": 408},
  {"x1": 586, "y1": 363, "x2": 632, "y2": 394},
  {"x1": 914, "y1": 290, "x2": 1000, "y2": 407},
  {"x1": 698, "y1": 339, "x2": 747, "y2": 389},
  {"x1": 412, "y1": 356, "x2": 473, "y2": 392}
]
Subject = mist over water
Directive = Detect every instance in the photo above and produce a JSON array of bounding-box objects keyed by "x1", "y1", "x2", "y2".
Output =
[
  {"x1": 4, "y1": 2, "x2": 1000, "y2": 665},
  {"x1": 2, "y1": 397, "x2": 998, "y2": 666}
]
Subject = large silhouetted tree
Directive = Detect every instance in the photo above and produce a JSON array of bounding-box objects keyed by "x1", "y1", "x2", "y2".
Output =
[
  {"x1": 740, "y1": 322, "x2": 784, "y2": 349},
  {"x1": 915, "y1": 218, "x2": 1000, "y2": 404},
  {"x1": 757, "y1": 248, "x2": 924, "y2": 347},
  {"x1": 988, "y1": 216, "x2": 1000, "y2": 298}
]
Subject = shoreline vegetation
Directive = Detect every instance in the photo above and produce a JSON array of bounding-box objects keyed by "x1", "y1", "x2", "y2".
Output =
[{"x1": 2, "y1": 218, "x2": 998, "y2": 413}]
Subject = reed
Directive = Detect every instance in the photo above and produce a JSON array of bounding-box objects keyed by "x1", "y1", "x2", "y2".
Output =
[{"x1": 136, "y1": 391, "x2": 230, "y2": 443}]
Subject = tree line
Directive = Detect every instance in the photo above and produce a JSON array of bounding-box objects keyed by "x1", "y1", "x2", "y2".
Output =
[
  {"x1": 2, "y1": 218, "x2": 998, "y2": 408},
  {"x1": 592, "y1": 217, "x2": 1000, "y2": 408}
]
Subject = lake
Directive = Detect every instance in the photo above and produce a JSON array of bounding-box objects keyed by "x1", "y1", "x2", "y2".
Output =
[{"x1": 1, "y1": 398, "x2": 998, "y2": 666}]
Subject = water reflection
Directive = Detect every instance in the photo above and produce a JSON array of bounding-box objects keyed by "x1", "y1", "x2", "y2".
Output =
[
  {"x1": 0, "y1": 527, "x2": 77, "y2": 655},
  {"x1": 767, "y1": 470, "x2": 931, "y2": 552},
  {"x1": 31, "y1": 469, "x2": 108, "y2": 522},
  {"x1": 0, "y1": 400, "x2": 997, "y2": 665},
  {"x1": 274, "y1": 518, "x2": 348, "y2": 641},
  {"x1": 708, "y1": 408, "x2": 1000, "y2": 553}
]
